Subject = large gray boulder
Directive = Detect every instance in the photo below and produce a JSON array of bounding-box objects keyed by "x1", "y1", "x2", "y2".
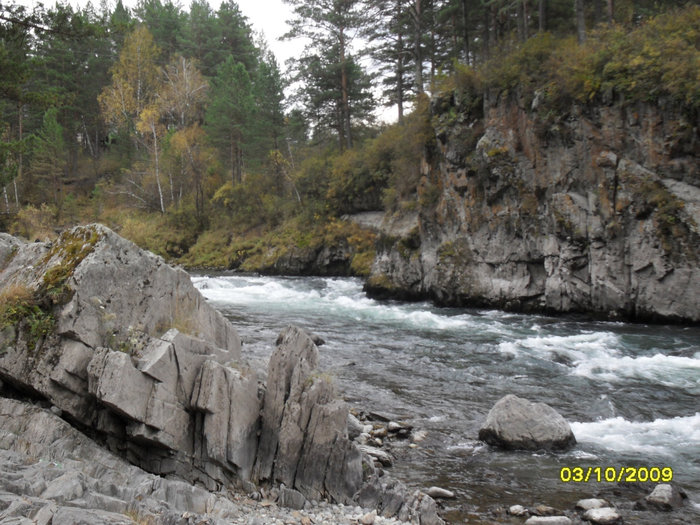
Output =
[
  {"x1": 0, "y1": 225, "x2": 257, "y2": 490},
  {"x1": 478, "y1": 394, "x2": 576, "y2": 451}
]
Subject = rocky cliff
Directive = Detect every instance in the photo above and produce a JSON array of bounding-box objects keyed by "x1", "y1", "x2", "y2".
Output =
[
  {"x1": 366, "y1": 91, "x2": 700, "y2": 322},
  {"x1": 0, "y1": 225, "x2": 442, "y2": 524}
]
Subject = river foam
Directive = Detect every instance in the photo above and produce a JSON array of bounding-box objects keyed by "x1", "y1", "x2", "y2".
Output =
[{"x1": 571, "y1": 413, "x2": 700, "y2": 456}]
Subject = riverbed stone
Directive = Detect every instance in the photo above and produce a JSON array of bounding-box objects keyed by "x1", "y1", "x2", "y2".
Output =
[
  {"x1": 426, "y1": 486, "x2": 455, "y2": 499},
  {"x1": 524, "y1": 517, "x2": 572, "y2": 525},
  {"x1": 508, "y1": 504, "x2": 528, "y2": 516},
  {"x1": 645, "y1": 483, "x2": 685, "y2": 510},
  {"x1": 358, "y1": 445, "x2": 393, "y2": 467},
  {"x1": 583, "y1": 507, "x2": 622, "y2": 524},
  {"x1": 478, "y1": 395, "x2": 576, "y2": 451},
  {"x1": 348, "y1": 413, "x2": 365, "y2": 440},
  {"x1": 278, "y1": 487, "x2": 306, "y2": 510},
  {"x1": 576, "y1": 498, "x2": 609, "y2": 511}
]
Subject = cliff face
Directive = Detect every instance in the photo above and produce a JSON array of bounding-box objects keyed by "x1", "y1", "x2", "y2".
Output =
[{"x1": 367, "y1": 92, "x2": 700, "y2": 322}]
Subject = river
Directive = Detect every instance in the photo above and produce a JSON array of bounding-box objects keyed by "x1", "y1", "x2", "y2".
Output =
[{"x1": 192, "y1": 273, "x2": 700, "y2": 524}]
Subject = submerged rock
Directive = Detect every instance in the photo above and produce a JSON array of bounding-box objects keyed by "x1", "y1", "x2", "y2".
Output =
[{"x1": 478, "y1": 394, "x2": 576, "y2": 451}]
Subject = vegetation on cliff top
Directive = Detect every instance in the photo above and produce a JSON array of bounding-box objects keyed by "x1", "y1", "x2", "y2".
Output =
[{"x1": 477, "y1": 6, "x2": 700, "y2": 114}]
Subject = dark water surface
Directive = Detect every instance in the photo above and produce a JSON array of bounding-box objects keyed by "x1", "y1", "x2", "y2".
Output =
[{"x1": 192, "y1": 274, "x2": 700, "y2": 523}]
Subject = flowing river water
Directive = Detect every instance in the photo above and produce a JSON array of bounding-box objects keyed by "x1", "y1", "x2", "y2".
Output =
[{"x1": 192, "y1": 274, "x2": 700, "y2": 524}]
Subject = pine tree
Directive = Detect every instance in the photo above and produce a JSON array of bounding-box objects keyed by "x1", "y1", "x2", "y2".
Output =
[
  {"x1": 285, "y1": 0, "x2": 375, "y2": 150},
  {"x1": 30, "y1": 108, "x2": 66, "y2": 206},
  {"x1": 205, "y1": 56, "x2": 255, "y2": 184}
]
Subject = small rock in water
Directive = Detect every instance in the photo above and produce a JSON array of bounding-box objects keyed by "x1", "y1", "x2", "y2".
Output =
[
  {"x1": 645, "y1": 483, "x2": 685, "y2": 510},
  {"x1": 388, "y1": 421, "x2": 402, "y2": 432},
  {"x1": 583, "y1": 507, "x2": 622, "y2": 524},
  {"x1": 412, "y1": 430, "x2": 428, "y2": 443},
  {"x1": 508, "y1": 504, "x2": 528, "y2": 516},
  {"x1": 426, "y1": 486, "x2": 455, "y2": 499},
  {"x1": 576, "y1": 498, "x2": 608, "y2": 511},
  {"x1": 524, "y1": 517, "x2": 572, "y2": 525},
  {"x1": 534, "y1": 505, "x2": 558, "y2": 516}
]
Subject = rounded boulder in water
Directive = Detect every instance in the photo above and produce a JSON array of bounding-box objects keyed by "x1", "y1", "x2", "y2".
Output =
[{"x1": 478, "y1": 394, "x2": 576, "y2": 451}]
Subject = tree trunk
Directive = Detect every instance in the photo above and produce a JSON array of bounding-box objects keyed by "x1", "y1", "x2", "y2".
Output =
[
  {"x1": 397, "y1": 49, "x2": 405, "y2": 123},
  {"x1": 517, "y1": 1, "x2": 526, "y2": 41},
  {"x1": 412, "y1": 0, "x2": 423, "y2": 93},
  {"x1": 235, "y1": 143, "x2": 243, "y2": 183},
  {"x1": 168, "y1": 170, "x2": 175, "y2": 205},
  {"x1": 482, "y1": 4, "x2": 491, "y2": 61},
  {"x1": 151, "y1": 125, "x2": 165, "y2": 214},
  {"x1": 339, "y1": 29, "x2": 352, "y2": 150},
  {"x1": 606, "y1": 0, "x2": 614, "y2": 24},
  {"x1": 539, "y1": 0, "x2": 547, "y2": 32},
  {"x1": 522, "y1": 0, "x2": 529, "y2": 40},
  {"x1": 575, "y1": 0, "x2": 586, "y2": 43},
  {"x1": 460, "y1": 0, "x2": 470, "y2": 64},
  {"x1": 17, "y1": 102, "x2": 23, "y2": 204}
]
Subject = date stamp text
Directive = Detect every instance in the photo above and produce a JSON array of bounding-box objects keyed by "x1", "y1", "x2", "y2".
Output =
[{"x1": 559, "y1": 466, "x2": 673, "y2": 483}]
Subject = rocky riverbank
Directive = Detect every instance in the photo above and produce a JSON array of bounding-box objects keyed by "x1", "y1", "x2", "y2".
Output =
[{"x1": 0, "y1": 225, "x2": 442, "y2": 525}]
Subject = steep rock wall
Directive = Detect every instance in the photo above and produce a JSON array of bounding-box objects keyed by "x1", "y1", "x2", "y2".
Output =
[{"x1": 367, "y1": 93, "x2": 700, "y2": 322}]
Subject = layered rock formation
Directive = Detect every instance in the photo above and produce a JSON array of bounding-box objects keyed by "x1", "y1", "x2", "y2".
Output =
[
  {"x1": 366, "y1": 92, "x2": 700, "y2": 322},
  {"x1": 0, "y1": 225, "x2": 253, "y2": 491},
  {"x1": 0, "y1": 225, "x2": 442, "y2": 523}
]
